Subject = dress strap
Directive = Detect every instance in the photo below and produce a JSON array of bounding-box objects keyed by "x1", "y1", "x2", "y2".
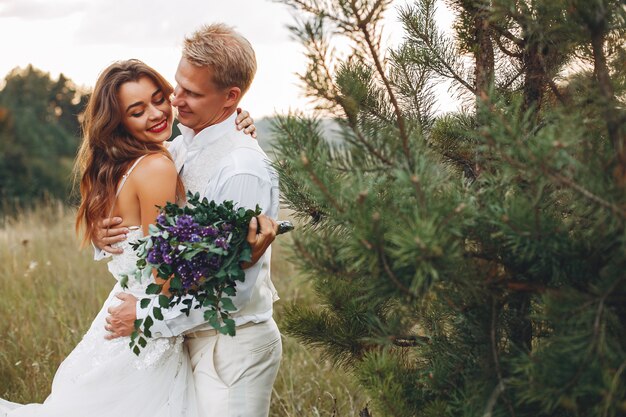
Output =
[
  {"x1": 105, "y1": 154, "x2": 149, "y2": 223},
  {"x1": 115, "y1": 154, "x2": 149, "y2": 198}
]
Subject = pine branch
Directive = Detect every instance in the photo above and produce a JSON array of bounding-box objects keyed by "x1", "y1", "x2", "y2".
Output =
[
  {"x1": 559, "y1": 276, "x2": 624, "y2": 395},
  {"x1": 300, "y1": 152, "x2": 345, "y2": 214},
  {"x1": 487, "y1": 298, "x2": 517, "y2": 417},
  {"x1": 499, "y1": 67, "x2": 524, "y2": 90},
  {"x1": 349, "y1": 0, "x2": 413, "y2": 169},
  {"x1": 482, "y1": 101, "x2": 626, "y2": 221},
  {"x1": 493, "y1": 34, "x2": 523, "y2": 58},
  {"x1": 282, "y1": 0, "x2": 354, "y2": 28},
  {"x1": 340, "y1": 116, "x2": 396, "y2": 167},
  {"x1": 391, "y1": 335, "x2": 429, "y2": 347},
  {"x1": 590, "y1": 28, "x2": 626, "y2": 186},
  {"x1": 400, "y1": 3, "x2": 477, "y2": 94},
  {"x1": 492, "y1": 25, "x2": 524, "y2": 48},
  {"x1": 603, "y1": 359, "x2": 626, "y2": 417}
]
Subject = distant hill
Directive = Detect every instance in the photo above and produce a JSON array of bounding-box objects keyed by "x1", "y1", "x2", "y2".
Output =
[{"x1": 254, "y1": 117, "x2": 343, "y2": 154}]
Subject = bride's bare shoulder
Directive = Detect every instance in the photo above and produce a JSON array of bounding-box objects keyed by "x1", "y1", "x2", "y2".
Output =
[{"x1": 132, "y1": 153, "x2": 177, "y2": 179}]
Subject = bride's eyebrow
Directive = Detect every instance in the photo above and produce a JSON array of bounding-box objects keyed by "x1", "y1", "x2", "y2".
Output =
[{"x1": 125, "y1": 89, "x2": 163, "y2": 112}]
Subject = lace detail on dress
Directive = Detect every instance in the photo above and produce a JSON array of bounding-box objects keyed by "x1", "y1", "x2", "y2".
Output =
[
  {"x1": 107, "y1": 228, "x2": 147, "y2": 291},
  {"x1": 90, "y1": 228, "x2": 185, "y2": 370}
]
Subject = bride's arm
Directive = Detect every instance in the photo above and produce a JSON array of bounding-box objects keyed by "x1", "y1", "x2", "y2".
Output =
[
  {"x1": 104, "y1": 154, "x2": 178, "y2": 339},
  {"x1": 135, "y1": 154, "x2": 178, "y2": 293},
  {"x1": 134, "y1": 155, "x2": 178, "y2": 235}
]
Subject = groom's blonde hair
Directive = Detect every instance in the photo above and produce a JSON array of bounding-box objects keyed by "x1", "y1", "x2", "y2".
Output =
[{"x1": 183, "y1": 23, "x2": 257, "y2": 94}]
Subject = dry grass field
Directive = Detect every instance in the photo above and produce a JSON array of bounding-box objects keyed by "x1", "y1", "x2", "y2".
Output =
[{"x1": 0, "y1": 205, "x2": 368, "y2": 416}]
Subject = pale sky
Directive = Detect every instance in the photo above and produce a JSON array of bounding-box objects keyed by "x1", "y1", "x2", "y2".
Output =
[{"x1": 0, "y1": 0, "x2": 458, "y2": 118}]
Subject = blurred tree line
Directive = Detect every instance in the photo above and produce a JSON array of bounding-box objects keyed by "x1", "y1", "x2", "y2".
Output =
[{"x1": 0, "y1": 65, "x2": 88, "y2": 212}]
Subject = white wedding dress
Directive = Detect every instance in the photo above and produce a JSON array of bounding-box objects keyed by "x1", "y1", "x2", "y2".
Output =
[{"x1": 0, "y1": 158, "x2": 198, "y2": 417}]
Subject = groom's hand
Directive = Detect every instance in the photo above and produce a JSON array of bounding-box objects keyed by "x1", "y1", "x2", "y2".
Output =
[
  {"x1": 94, "y1": 217, "x2": 129, "y2": 254},
  {"x1": 242, "y1": 215, "x2": 278, "y2": 269},
  {"x1": 104, "y1": 293, "x2": 137, "y2": 339}
]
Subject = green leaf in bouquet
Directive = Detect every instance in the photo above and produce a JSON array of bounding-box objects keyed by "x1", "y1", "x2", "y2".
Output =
[
  {"x1": 220, "y1": 297, "x2": 236, "y2": 312},
  {"x1": 146, "y1": 283, "x2": 162, "y2": 295},
  {"x1": 220, "y1": 319, "x2": 236, "y2": 336},
  {"x1": 207, "y1": 246, "x2": 228, "y2": 256},
  {"x1": 223, "y1": 286, "x2": 236, "y2": 296},
  {"x1": 141, "y1": 267, "x2": 153, "y2": 282},
  {"x1": 158, "y1": 264, "x2": 173, "y2": 279},
  {"x1": 152, "y1": 307, "x2": 164, "y2": 321},
  {"x1": 137, "y1": 258, "x2": 146, "y2": 268},
  {"x1": 230, "y1": 268, "x2": 246, "y2": 282},
  {"x1": 133, "y1": 346, "x2": 140, "y2": 356},
  {"x1": 158, "y1": 294, "x2": 170, "y2": 309},
  {"x1": 148, "y1": 223, "x2": 160, "y2": 235},
  {"x1": 138, "y1": 337, "x2": 147, "y2": 348},
  {"x1": 239, "y1": 245, "x2": 252, "y2": 263},
  {"x1": 204, "y1": 309, "x2": 220, "y2": 328},
  {"x1": 120, "y1": 275, "x2": 129, "y2": 289},
  {"x1": 202, "y1": 294, "x2": 218, "y2": 307},
  {"x1": 182, "y1": 248, "x2": 204, "y2": 260},
  {"x1": 143, "y1": 315, "x2": 154, "y2": 338},
  {"x1": 170, "y1": 276, "x2": 182, "y2": 291},
  {"x1": 181, "y1": 298, "x2": 193, "y2": 316},
  {"x1": 140, "y1": 298, "x2": 151, "y2": 309}
]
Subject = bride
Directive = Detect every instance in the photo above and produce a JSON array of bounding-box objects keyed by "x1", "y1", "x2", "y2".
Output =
[{"x1": 0, "y1": 59, "x2": 257, "y2": 417}]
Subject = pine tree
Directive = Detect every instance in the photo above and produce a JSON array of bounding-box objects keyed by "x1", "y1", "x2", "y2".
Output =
[{"x1": 271, "y1": 0, "x2": 626, "y2": 415}]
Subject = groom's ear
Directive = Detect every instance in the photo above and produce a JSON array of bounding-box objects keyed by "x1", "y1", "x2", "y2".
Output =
[{"x1": 224, "y1": 87, "x2": 242, "y2": 107}]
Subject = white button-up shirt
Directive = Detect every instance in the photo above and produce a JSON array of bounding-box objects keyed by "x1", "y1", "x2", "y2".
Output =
[{"x1": 133, "y1": 112, "x2": 279, "y2": 337}]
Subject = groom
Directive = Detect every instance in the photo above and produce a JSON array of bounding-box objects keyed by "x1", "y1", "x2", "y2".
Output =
[{"x1": 103, "y1": 24, "x2": 282, "y2": 417}]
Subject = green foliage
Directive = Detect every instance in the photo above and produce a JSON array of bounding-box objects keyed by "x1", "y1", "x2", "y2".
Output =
[
  {"x1": 0, "y1": 65, "x2": 88, "y2": 210},
  {"x1": 126, "y1": 192, "x2": 261, "y2": 354},
  {"x1": 273, "y1": 0, "x2": 626, "y2": 415}
]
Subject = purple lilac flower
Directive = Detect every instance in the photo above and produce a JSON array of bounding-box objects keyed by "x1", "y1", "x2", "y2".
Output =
[
  {"x1": 162, "y1": 248, "x2": 173, "y2": 264},
  {"x1": 214, "y1": 236, "x2": 230, "y2": 251},
  {"x1": 208, "y1": 255, "x2": 221, "y2": 269},
  {"x1": 221, "y1": 223, "x2": 233, "y2": 232},
  {"x1": 166, "y1": 214, "x2": 201, "y2": 241},
  {"x1": 156, "y1": 213, "x2": 168, "y2": 226},
  {"x1": 176, "y1": 261, "x2": 196, "y2": 289},
  {"x1": 200, "y1": 226, "x2": 219, "y2": 238},
  {"x1": 147, "y1": 248, "x2": 162, "y2": 264},
  {"x1": 176, "y1": 215, "x2": 195, "y2": 228}
]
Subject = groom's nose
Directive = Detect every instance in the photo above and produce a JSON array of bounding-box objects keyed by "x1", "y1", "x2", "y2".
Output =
[{"x1": 171, "y1": 86, "x2": 183, "y2": 107}]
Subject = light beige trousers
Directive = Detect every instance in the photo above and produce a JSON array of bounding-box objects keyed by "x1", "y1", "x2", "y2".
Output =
[{"x1": 185, "y1": 319, "x2": 282, "y2": 417}]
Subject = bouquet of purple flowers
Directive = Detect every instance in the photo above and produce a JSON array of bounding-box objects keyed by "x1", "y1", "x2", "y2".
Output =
[{"x1": 123, "y1": 191, "x2": 261, "y2": 355}]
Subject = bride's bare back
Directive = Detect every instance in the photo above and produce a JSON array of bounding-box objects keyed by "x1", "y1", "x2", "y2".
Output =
[{"x1": 112, "y1": 153, "x2": 178, "y2": 236}]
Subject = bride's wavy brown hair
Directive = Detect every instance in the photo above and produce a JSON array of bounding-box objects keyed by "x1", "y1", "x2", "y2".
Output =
[{"x1": 74, "y1": 59, "x2": 183, "y2": 247}]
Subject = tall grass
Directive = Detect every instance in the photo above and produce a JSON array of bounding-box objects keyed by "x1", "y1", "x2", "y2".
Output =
[{"x1": 0, "y1": 205, "x2": 368, "y2": 416}]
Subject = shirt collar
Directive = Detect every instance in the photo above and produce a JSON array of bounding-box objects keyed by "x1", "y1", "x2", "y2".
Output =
[{"x1": 177, "y1": 111, "x2": 238, "y2": 150}]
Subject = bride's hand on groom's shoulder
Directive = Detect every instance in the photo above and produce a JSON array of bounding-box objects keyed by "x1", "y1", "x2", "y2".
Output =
[
  {"x1": 236, "y1": 108, "x2": 257, "y2": 139},
  {"x1": 94, "y1": 217, "x2": 129, "y2": 254},
  {"x1": 242, "y1": 215, "x2": 278, "y2": 269}
]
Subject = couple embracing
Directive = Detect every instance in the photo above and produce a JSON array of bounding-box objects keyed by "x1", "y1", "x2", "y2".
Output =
[{"x1": 0, "y1": 24, "x2": 282, "y2": 417}]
